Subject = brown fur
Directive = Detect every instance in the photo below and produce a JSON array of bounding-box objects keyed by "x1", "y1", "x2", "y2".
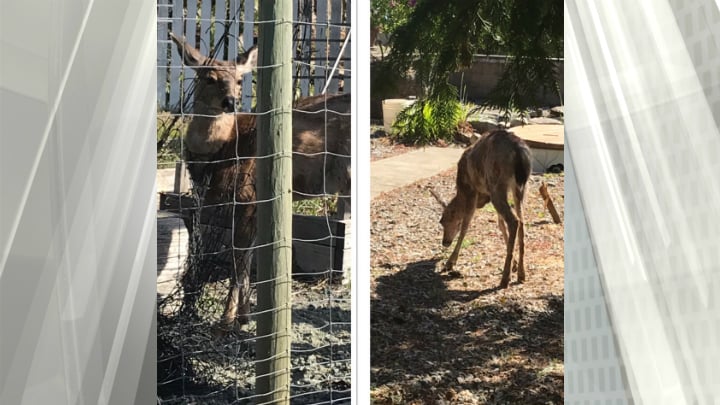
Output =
[
  {"x1": 434, "y1": 130, "x2": 532, "y2": 288},
  {"x1": 170, "y1": 34, "x2": 351, "y2": 333}
]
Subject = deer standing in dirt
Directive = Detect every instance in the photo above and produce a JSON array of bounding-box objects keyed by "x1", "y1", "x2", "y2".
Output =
[
  {"x1": 169, "y1": 33, "x2": 351, "y2": 334},
  {"x1": 431, "y1": 130, "x2": 531, "y2": 289}
]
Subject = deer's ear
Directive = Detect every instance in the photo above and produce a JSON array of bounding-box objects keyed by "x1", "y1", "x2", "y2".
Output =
[
  {"x1": 236, "y1": 45, "x2": 257, "y2": 76},
  {"x1": 429, "y1": 188, "x2": 448, "y2": 209},
  {"x1": 170, "y1": 32, "x2": 207, "y2": 67}
]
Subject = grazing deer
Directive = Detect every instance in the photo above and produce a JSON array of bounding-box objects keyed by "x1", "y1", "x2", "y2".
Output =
[
  {"x1": 169, "y1": 33, "x2": 351, "y2": 333},
  {"x1": 431, "y1": 130, "x2": 531, "y2": 289}
]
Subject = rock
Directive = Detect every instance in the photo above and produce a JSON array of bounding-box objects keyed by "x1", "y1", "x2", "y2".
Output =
[
  {"x1": 454, "y1": 121, "x2": 482, "y2": 145},
  {"x1": 468, "y1": 119, "x2": 502, "y2": 134},
  {"x1": 550, "y1": 106, "x2": 564, "y2": 118},
  {"x1": 508, "y1": 117, "x2": 529, "y2": 127},
  {"x1": 528, "y1": 108, "x2": 545, "y2": 118},
  {"x1": 529, "y1": 117, "x2": 563, "y2": 125},
  {"x1": 453, "y1": 131, "x2": 481, "y2": 146},
  {"x1": 499, "y1": 117, "x2": 528, "y2": 128}
]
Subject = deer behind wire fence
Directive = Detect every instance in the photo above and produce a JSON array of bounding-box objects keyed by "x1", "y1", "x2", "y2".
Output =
[
  {"x1": 157, "y1": 0, "x2": 351, "y2": 113},
  {"x1": 156, "y1": 1, "x2": 352, "y2": 403}
]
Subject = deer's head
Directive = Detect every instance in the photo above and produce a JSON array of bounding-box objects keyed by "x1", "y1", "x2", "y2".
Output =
[
  {"x1": 430, "y1": 189, "x2": 463, "y2": 247},
  {"x1": 170, "y1": 33, "x2": 257, "y2": 114}
]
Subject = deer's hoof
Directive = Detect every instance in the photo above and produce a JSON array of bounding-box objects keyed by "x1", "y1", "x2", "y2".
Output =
[
  {"x1": 213, "y1": 316, "x2": 249, "y2": 338},
  {"x1": 212, "y1": 321, "x2": 248, "y2": 338},
  {"x1": 211, "y1": 323, "x2": 232, "y2": 339},
  {"x1": 499, "y1": 278, "x2": 510, "y2": 289},
  {"x1": 447, "y1": 270, "x2": 462, "y2": 279},
  {"x1": 442, "y1": 262, "x2": 455, "y2": 273}
]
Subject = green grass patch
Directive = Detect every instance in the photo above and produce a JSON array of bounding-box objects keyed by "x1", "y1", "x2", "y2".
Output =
[
  {"x1": 157, "y1": 111, "x2": 187, "y2": 166},
  {"x1": 481, "y1": 204, "x2": 497, "y2": 214},
  {"x1": 292, "y1": 195, "x2": 339, "y2": 216},
  {"x1": 461, "y1": 238, "x2": 475, "y2": 249}
]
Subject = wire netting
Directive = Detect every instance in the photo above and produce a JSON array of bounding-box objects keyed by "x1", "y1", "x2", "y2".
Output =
[{"x1": 156, "y1": 1, "x2": 352, "y2": 403}]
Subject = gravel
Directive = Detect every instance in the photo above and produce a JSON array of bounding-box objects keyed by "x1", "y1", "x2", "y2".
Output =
[
  {"x1": 370, "y1": 168, "x2": 564, "y2": 404},
  {"x1": 157, "y1": 270, "x2": 351, "y2": 404}
]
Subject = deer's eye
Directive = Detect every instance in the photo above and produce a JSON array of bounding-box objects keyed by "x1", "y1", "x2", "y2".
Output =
[
  {"x1": 236, "y1": 79, "x2": 242, "y2": 85},
  {"x1": 205, "y1": 76, "x2": 217, "y2": 83}
]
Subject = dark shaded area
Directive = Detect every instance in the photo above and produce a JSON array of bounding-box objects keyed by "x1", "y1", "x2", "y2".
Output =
[
  {"x1": 388, "y1": 0, "x2": 563, "y2": 113},
  {"x1": 157, "y1": 311, "x2": 219, "y2": 400},
  {"x1": 371, "y1": 259, "x2": 563, "y2": 404},
  {"x1": 157, "y1": 280, "x2": 351, "y2": 404}
]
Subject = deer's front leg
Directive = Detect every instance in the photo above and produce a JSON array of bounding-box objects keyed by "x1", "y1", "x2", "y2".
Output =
[
  {"x1": 444, "y1": 214, "x2": 473, "y2": 272},
  {"x1": 216, "y1": 245, "x2": 253, "y2": 337}
]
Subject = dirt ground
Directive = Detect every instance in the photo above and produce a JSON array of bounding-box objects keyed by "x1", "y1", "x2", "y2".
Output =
[
  {"x1": 370, "y1": 169, "x2": 564, "y2": 404},
  {"x1": 371, "y1": 125, "x2": 419, "y2": 161},
  {"x1": 156, "y1": 238, "x2": 351, "y2": 404}
]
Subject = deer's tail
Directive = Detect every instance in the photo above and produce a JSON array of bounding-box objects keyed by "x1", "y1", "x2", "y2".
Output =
[{"x1": 514, "y1": 145, "x2": 532, "y2": 190}]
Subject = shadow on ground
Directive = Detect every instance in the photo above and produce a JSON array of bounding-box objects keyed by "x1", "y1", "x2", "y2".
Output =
[{"x1": 371, "y1": 259, "x2": 563, "y2": 404}]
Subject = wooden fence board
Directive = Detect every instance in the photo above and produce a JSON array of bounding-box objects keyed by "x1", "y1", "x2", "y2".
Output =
[
  {"x1": 200, "y1": 0, "x2": 212, "y2": 55},
  {"x1": 157, "y1": 0, "x2": 351, "y2": 111},
  {"x1": 158, "y1": 192, "x2": 350, "y2": 279},
  {"x1": 170, "y1": 0, "x2": 184, "y2": 109}
]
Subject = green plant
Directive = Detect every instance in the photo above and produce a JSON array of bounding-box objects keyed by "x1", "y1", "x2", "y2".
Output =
[
  {"x1": 390, "y1": 82, "x2": 463, "y2": 145},
  {"x1": 157, "y1": 112, "x2": 187, "y2": 166},
  {"x1": 292, "y1": 195, "x2": 339, "y2": 216},
  {"x1": 388, "y1": 0, "x2": 563, "y2": 115},
  {"x1": 371, "y1": 0, "x2": 415, "y2": 38},
  {"x1": 371, "y1": 0, "x2": 416, "y2": 59}
]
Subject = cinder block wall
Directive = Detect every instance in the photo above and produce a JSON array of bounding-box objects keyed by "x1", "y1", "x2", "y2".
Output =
[
  {"x1": 370, "y1": 55, "x2": 564, "y2": 119},
  {"x1": 449, "y1": 55, "x2": 564, "y2": 106}
]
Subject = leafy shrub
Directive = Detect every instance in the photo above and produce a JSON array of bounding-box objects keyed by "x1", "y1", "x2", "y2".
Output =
[
  {"x1": 390, "y1": 83, "x2": 463, "y2": 145},
  {"x1": 371, "y1": 0, "x2": 415, "y2": 38},
  {"x1": 388, "y1": 0, "x2": 563, "y2": 114}
]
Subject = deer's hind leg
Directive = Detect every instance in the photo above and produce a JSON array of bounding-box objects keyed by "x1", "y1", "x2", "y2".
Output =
[
  {"x1": 496, "y1": 212, "x2": 519, "y2": 274},
  {"x1": 493, "y1": 190, "x2": 518, "y2": 274},
  {"x1": 513, "y1": 186, "x2": 526, "y2": 283},
  {"x1": 497, "y1": 212, "x2": 509, "y2": 244},
  {"x1": 491, "y1": 190, "x2": 518, "y2": 289}
]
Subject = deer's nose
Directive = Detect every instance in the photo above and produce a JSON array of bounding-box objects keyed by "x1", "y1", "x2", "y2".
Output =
[
  {"x1": 442, "y1": 239, "x2": 451, "y2": 248},
  {"x1": 221, "y1": 96, "x2": 236, "y2": 112}
]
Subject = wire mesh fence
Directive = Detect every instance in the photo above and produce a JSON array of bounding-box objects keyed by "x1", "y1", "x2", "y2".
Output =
[
  {"x1": 156, "y1": 0, "x2": 352, "y2": 403},
  {"x1": 157, "y1": 0, "x2": 351, "y2": 112}
]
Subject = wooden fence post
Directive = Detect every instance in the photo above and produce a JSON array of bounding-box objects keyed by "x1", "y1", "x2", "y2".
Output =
[
  {"x1": 255, "y1": 0, "x2": 292, "y2": 403},
  {"x1": 539, "y1": 181, "x2": 562, "y2": 224}
]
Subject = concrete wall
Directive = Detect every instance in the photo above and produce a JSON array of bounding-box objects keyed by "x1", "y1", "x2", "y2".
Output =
[
  {"x1": 370, "y1": 62, "x2": 423, "y2": 119},
  {"x1": 371, "y1": 55, "x2": 564, "y2": 119},
  {"x1": 449, "y1": 55, "x2": 564, "y2": 106}
]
